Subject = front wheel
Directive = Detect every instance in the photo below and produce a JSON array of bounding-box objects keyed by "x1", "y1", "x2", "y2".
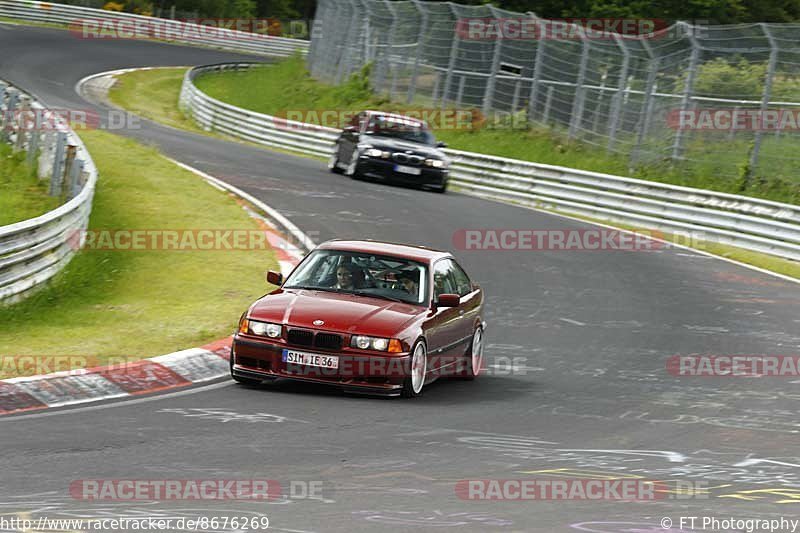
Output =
[
  {"x1": 345, "y1": 157, "x2": 362, "y2": 179},
  {"x1": 401, "y1": 341, "x2": 427, "y2": 398},
  {"x1": 328, "y1": 148, "x2": 344, "y2": 174}
]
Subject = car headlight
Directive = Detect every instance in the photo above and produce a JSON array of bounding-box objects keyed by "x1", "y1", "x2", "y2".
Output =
[
  {"x1": 241, "y1": 319, "x2": 282, "y2": 338},
  {"x1": 350, "y1": 335, "x2": 402, "y2": 352},
  {"x1": 365, "y1": 148, "x2": 383, "y2": 158},
  {"x1": 425, "y1": 158, "x2": 447, "y2": 168}
]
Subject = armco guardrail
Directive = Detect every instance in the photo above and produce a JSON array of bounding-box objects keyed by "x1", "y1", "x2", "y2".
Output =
[
  {"x1": 0, "y1": 80, "x2": 98, "y2": 304},
  {"x1": 0, "y1": 0, "x2": 309, "y2": 57},
  {"x1": 180, "y1": 63, "x2": 800, "y2": 262}
]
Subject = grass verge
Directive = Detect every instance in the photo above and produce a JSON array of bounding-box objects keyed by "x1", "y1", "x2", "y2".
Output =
[
  {"x1": 0, "y1": 130, "x2": 277, "y2": 378},
  {"x1": 108, "y1": 60, "x2": 800, "y2": 281},
  {"x1": 0, "y1": 143, "x2": 60, "y2": 226}
]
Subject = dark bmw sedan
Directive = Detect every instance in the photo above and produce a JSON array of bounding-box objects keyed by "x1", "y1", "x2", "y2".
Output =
[{"x1": 329, "y1": 111, "x2": 450, "y2": 193}]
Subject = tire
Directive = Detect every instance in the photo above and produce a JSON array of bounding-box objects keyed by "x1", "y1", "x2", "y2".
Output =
[
  {"x1": 229, "y1": 347, "x2": 263, "y2": 386},
  {"x1": 345, "y1": 157, "x2": 362, "y2": 179},
  {"x1": 461, "y1": 326, "x2": 484, "y2": 381},
  {"x1": 401, "y1": 341, "x2": 427, "y2": 398},
  {"x1": 329, "y1": 149, "x2": 344, "y2": 174},
  {"x1": 433, "y1": 182, "x2": 448, "y2": 193}
]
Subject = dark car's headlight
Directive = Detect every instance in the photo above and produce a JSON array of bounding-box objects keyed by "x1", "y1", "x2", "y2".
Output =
[
  {"x1": 351, "y1": 335, "x2": 402, "y2": 352},
  {"x1": 424, "y1": 158, "x2": 447, "y2": 168},
  {"x1": 239, "y1": 318, "x2": 282, "y2": 338},
  {"x1": 365, "y1": 148, "x2": 390, "y2": 159}
]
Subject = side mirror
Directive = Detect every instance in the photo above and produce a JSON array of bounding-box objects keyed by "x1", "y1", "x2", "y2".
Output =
[
  {"x1": 436, "y1": 141, "x2": 447, "y2": 148},
  {"x1": 266, "y1": 270, "x2": 283, "y2": 286},
  {"x1": 436, "y1": 293, "x2": 460, "y2": 308}
]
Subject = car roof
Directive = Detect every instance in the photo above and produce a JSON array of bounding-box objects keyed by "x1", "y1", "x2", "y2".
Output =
[{"x1": 316, "y1": 239, "x2": 451, "y2": 263}]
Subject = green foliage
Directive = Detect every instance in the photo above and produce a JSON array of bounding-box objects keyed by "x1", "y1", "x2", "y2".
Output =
[{"x1": 0, "y1": 144, "x2": 60, "y2": 226}]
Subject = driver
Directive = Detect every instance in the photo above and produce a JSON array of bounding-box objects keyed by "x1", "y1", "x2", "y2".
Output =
[{"x1": 335, "y1": 264, "x2": 358, "y2": 290}]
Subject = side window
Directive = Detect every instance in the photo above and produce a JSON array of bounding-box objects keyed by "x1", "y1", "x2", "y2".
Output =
[
  {"x1": 433, "y1": 259, "x2": 457, "y2": 299},
  {"x1": 450, "y1": 261, "x2": 472, "y2": 297}
]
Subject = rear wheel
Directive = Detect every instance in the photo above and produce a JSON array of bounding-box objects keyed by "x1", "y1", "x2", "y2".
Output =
[
  {"x1": 401, "y1": 341, "x2": 427, "y2": 398},
  {"x1": 461, "y1": 327, "x2": 483, "y2": 380}
]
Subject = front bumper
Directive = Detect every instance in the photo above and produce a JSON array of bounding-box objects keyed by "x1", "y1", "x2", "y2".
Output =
[
  {"x1": 357, "y1": 157, "x2": 448, "y2": 189},
  {"x1": 232, "y1": 336, "x2": 412, "y2": 396}
]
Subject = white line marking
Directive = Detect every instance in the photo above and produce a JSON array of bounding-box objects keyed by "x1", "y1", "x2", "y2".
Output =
[
  {"x1": 559, "y1": 317, "x2": 586, "y2": 326},
  {"x1": 0, "y1": 381, "x2": 233, "y2": 422}
]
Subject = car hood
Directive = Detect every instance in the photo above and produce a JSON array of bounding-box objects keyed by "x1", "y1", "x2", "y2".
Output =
[
  {"x1": 248, "y1": 289, "x2": 424, "y2": 337},
  {"x1": 364, "y1": 136, "x2": 446, "y2": 159}
]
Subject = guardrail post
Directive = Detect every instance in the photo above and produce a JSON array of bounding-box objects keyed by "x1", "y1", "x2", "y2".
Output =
[
  {"x1": 441, "y1": 3, "x2": 461, "y2": 110},
  {"x1": 482, "y1": 6, "x2": 503, "y2": 116},
  {"x1": 27, "y1": 127, "x2": 40, "y2": 168},
  {"x1": 671, "y1": 23, "x2": 700, "y2": 162},
  {"x1": 49, "y1": 131, "x2": 68, "y2": 196},
  {"x1": 406, "y1": 0, "x2": 429, "y2": 104},
  {"x1": 68, "y1": 157, "x2": 85, "y2": 199},
  {"x1": 568, "y1": 27, "x2": 590, "y2": 140},
  {"x1": 14, "y1": 97, "x2": 30, "y2": 153},
  {"x1": 1, "y1": 88, "x2": 19, "y2": 144},
  {"x1": 748, "y1": 23, "x2": 777, "y2": 183},
  {"x1": 607, "y1": 34, "x2": 630, "y2": 152}
]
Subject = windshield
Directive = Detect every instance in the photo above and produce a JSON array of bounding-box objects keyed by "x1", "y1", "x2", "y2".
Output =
[
  {"x1": 365, "y1": 115, "x2": 436, "y2": 145},
  {"x1": 283, "y1": 249, "x2": 428, "y2": 305}
]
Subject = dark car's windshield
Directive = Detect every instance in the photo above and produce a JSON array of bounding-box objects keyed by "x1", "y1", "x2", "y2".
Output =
[
  {"x1": 283, "y1": 249, "x2": 428, "y2": 305},
  {"x1": 364, "y1": 115, "x2": 436, "y2": 145}
]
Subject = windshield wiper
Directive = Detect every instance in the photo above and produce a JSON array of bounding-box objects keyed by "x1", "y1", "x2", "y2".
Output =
[{"x1": 352, "y1": 291, "x2": 408, "y2": 304}]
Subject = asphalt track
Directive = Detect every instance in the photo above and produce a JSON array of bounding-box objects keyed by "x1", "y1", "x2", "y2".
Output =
[{"x1": 1, "y1": 23, "x2": 800, "y2": 533}]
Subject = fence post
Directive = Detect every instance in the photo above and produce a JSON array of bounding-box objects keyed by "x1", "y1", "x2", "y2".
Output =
[
  {"x1": 375, "y1": 0, "x2": 398, "y2": 95},
  {"x1": 69, "y1": 158, "x2": 85, "y2": 198},
  {"x1": 441, "y1": 3, "x2": 461, "y2": 110},
  {"x1": 1, "y1": 88, "x2": 19, "y2": 144},
  {"x1": 630, "y1": 56, "x2": 660, "y2": 167},
  {"x1": 456, "y1": 76, "x2": 466, "y2": 108},
  {"x1": 482, "y1": 6, "x2": 503, "y2": 116},
  {"x1": 748, "y1": 23, "x2": 777, "y2": 182},
  {"x1": 671, "y1": 22, "x2": 700, "y2": 162},
  {"x1": 406, "y1": 0, "x2": 429, "y2": 104},
  {"x1": 27, "y1": 126, "x2": 40, "y2": 168},
  {"x1": 568, "y1": 26, "x2": 590, "y2": 140},
  {"x1": 335, "y1": 0, "x2": 359, "y2": 84},
  {"x1": 542, "y1": 85, "x2": 554, "y2": 124},
  {"x1": 607, "y1": 33, "x2": 630, "y2": 152},
  {"x1": 49, "y1": 131, "x2": 68, "y2": 196},
  {"x1": 14, "y1": 97, "x2": 30, "y2": 153},
  {"x1": 527, "y1": 12, "x2": 544, "y2": 124}
]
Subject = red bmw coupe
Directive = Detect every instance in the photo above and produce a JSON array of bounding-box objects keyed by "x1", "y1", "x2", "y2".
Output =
[{"x1": 231, "y1": 240, "x2": 485, "y2": 397}]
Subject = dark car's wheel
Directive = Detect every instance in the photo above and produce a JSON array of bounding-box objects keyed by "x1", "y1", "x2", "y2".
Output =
[
  {"x1": 401, "y1": 341, "x2": 427, "y2": 398},
  {"x1": 432, "y1": 182, "x2": 448, "y2": 194},
  {"x1": 345, "y1": 157, "x2": 362, "y2": 180},
  {"x1": 461, "y1": 326, "x2": 484, "y2": 380},
  {"x1": 328, "y1": 149, "x2": 344, "y2": 174},
  {"x1": 230, "y1": 347, "x2": 262, "y2": 386}
]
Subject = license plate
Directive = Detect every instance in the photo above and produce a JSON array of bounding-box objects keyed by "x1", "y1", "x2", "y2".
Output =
[
  {"x1": 282, "y1": 349, "x2": 339, "y2": 369},
  {"x1": 395, "y1": 165, "x2": 421, "y2": 175}
]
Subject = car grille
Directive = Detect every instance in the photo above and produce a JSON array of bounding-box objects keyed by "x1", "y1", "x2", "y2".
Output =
[
  {"x1": 286, "y1": 328, "x2": 343, "y2": 351},
  {"x1": 287, "y1": 328, "x2": 314, "y2": 347},
  {"x1": 314, "y1": 332, "x2": 343, "y2": 351},
  {"x1": 392, "y1": 153, "x2": 424, "y2": 165}
]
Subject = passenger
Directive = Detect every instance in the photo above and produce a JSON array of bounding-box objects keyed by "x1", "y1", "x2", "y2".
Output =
[{"x1": 397, "y1": 270, "x2": 420, "y2": 297}]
